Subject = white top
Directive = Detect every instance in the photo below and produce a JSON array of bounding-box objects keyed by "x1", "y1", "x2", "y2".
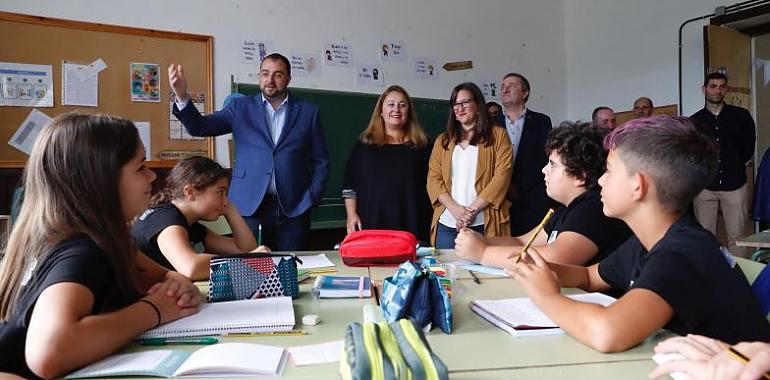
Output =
[{"x1": 439, "y1": 144, "x2": 484, "y2": 228}]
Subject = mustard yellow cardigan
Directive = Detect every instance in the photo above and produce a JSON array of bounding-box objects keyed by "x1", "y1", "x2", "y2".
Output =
[{"x1": 426, "y1": 127, "x2": 513, "y2": 245}]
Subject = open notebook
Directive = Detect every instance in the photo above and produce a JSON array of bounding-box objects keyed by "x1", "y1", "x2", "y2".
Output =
[
  {"x1": 138, "y1": 296, "x2": 295, "y2": 339},
  {"x1": 65, "y1": 343, "x2": 287, "y2": 378},
  {"x1": 471, "y1": 293, "x2": 616, "y2": 337}
]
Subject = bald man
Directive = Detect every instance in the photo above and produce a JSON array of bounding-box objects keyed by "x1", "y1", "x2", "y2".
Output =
[{"x1": 633, "y1": 97, "x2": 653, "y2": 118}]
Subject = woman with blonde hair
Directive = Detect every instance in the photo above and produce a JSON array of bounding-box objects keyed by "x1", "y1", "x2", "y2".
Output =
[{"x1": 342, "y1": 85, "x2": 433, "y2": 241}]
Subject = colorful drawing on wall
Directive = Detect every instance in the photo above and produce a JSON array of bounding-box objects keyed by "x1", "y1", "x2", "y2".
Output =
[{"x1": 130, "y1": 62, "x2": 160, "y2": 102}]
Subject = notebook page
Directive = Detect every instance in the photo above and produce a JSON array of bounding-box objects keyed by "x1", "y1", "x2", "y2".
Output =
[
  {"x1": 64, "y1": 350, "x2": 190, "y2": 378},
  {"x1": 174, "y1": 343, "x2": 287, "y2": 376},
  {"x1": 138, "y1": 297, "x2": 295, "y2": 339},
  {"x1": 473, "y1": 293, "x2": 617, "y2": 328}
]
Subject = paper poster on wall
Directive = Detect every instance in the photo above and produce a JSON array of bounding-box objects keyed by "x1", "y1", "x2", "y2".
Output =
[
  {"x1": 380, "y1": 40, "x2": 405, "y2": 62},
  {"x1": 413, "y1": 57, "x2": 438, "y2": 79},
  {"x1": 169, "y1": 91, "x2": 205, "y2": 140},
  {"x1": 242, "y1": 40, "x2": 274, "y2": 64},
  {"x1": 356, "y1": 63, "x2": 384, "y2": 86},
  {"x1": 8, "y1": 109, "x2": 51, "y2": 155},
  {"x1": 324, "y1": 42, "x2": 352, "y2": 67},
  {"x1": 134, "y1": 121, "x2": 151, "y2": 160},
  {"x1": 480, "y1": 80, "x2": 500, "y2": 101},
  {"x1": 62, "y1": 62, "x2": 98, "y2": 107},
  {"x1": 0, "y1": 62, "x2": 54, "y2": 107},
  {"x1": 130, "y1": 63, "x2": 161, "y2": 102},
  {"x1": 290, "y1": 53, "x2": 321, "y2": 78}
]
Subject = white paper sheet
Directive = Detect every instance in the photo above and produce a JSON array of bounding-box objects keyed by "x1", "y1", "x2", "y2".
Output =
[
  {"x1": 134, "y1": 122, "x2": 151, "y2": 160},
  {"x1": 296, "y1": 254, "x2": 336, "y2": 269},
  {"x1": 62, "y1": 62, "x2": 98, "y2": 107},
  {"x1": 288, "y1": 340, "x2": 343, "y2": 366},
  {"x1": 8, "y1": 109, "x2": 51, "y2": 155}
]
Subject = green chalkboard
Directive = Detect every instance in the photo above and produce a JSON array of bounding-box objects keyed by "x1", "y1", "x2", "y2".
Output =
[{"x1": 231, "y1": 80, "x2": 449, "y2": 229}]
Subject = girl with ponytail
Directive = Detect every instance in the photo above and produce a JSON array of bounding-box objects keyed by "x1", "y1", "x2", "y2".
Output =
[{"x1": 131, "y1": 156, "x2": 269, "y2": 280}]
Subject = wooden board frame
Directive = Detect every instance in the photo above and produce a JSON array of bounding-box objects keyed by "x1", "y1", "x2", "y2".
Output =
[{"x1": 0, "y1": 11, "x2": 214, "y2": 169}]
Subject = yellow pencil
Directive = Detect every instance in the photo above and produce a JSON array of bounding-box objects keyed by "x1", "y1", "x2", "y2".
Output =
[
  {"x1": 225, "y1": 329, "x2": 308, "y2": 337},
  {"x1": 515, "y1": 209, "x2": 554, "y2": 264},
  {"x1": 727, "y1": 346, "x2": 770, "y2": 379}
]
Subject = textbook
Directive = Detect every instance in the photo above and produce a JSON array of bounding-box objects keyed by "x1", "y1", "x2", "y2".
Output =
[
  {"x1": 312, "y1": 275, "x2": 371, "y2": 298},
  {"x1": 471, "y1": 293, "x2": 616, "y2": 337},
  {"x1": 138, "y1": 297, "x2": 295, "y2": 339},
  {"x1": 65, "y1": 342, "x2": 287, "y2": 378}
]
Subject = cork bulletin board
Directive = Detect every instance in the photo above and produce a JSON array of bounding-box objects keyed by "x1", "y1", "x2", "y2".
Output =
[{"x1": 0, "y1": 11, "x2": 214, "y2": 168}]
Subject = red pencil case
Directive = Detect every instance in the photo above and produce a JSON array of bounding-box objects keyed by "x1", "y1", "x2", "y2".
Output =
[{"x1": 339, "y1": 229, "x2": 417, "y2": 267}]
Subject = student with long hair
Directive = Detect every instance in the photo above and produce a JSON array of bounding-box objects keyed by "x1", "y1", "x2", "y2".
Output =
[
  {"x1": 0, "y1": 113, "x2": 201, "y2": 379},
  {"x1": 342, "y1": 85, "x2": 432, "y2": 241},
  {"x1": 132, "y1": 156, "x2": 270, "y2": 281},
  {"x1": 427, "y1": 82, "x2": 513, "y2": 248}
]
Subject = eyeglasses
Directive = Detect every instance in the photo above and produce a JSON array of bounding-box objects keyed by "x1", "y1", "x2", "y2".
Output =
[{"x1": 452, "y1": 100, "x2": 474, "y2": 110}]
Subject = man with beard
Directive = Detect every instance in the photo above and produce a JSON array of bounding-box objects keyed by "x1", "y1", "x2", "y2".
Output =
[
  {"x1": 691, "y1": 72, "x2": 755, "y2": 257},
  {"x1": 168, "y1": 53, "x2": 329, "y2": 251}
]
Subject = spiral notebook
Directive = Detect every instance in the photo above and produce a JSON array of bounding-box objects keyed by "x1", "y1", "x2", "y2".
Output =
[{"x1": 138, "y1": 296, "x2": 295, "y2": 339}]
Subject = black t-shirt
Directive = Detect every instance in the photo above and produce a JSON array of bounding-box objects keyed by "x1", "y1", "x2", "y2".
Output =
[
  {"x1": 131, "y1": 203, "x2": 207, "y2": 270},
  {"x1": 0, "y1": 236, "x2": 133, "y2": 379},
  {"x1": 544, "y1": 190, "x2": 632, "y2": 265},
  {"x1": 598, "y1": 217, "x2": 770, "y2": 344}
]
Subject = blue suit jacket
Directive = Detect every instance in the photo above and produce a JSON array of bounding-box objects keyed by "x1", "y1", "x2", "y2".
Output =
[
  {"x1": 495, "y1": 110, "x2": 555, "y2": 235},
  {"x1": 173, "y1": 93, "x2": 330, "y2": 218}
]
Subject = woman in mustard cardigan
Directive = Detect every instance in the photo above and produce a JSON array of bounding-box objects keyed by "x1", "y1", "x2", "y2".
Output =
[{"x1": 427, "y1": 82, "x2": 513, "y2": 248}]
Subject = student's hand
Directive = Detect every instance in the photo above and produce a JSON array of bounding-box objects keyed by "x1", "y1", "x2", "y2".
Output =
[
  {"x1": 455, "y1": 228, "x2": 487, "y2": 262},
  {"x1": 143, "y1": 279, "x2": 199, "y2": 325},
  {"x1": 251, "y1": 245, "x2": 271, "y2": 253},
  {"x1": 147, "y1": 271, "x2": 202, "y2": 308},
  {"x1": 654, "y1": 334, "x2": 725, "y2": 361},
  {"x1": 346, "y1": 213, "x2": 362, "y2": 234},
  {"x1": 650, "y1": 336, "x2": 770, "y2": 380},
  {"x1": 505, "y1": 247, "x2": 560, "y2": 299},
  {"x1": 168, "y1": 64, "x2": 189, "y2": 102}
]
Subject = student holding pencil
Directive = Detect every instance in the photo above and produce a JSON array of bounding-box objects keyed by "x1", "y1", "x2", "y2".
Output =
[
  {"x1": 131, "y1": 156, "x2": 270, "y2": 281},
  {"x1": 0, "y1": 113, "x2": 201, "y2": 379},
  {"x1": 455, "y1": 121, "x2": 632, "y2": 267},
  {"x1": 651, "y1": 334, "x2": 770, "y2": 379},
  {"x1": 427, "y1": 82, "x2": 513, "y2": 249},
  {"x1": 507, "y1": 116, "x2": 769, "y2": 352}
]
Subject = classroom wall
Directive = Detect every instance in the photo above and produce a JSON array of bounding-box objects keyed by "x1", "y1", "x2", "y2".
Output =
[
  {"x1": 2, "y1": 1, "x2": 735, "y2": 164},
  {"x1": 563, "y1": 0, "x2": 724, "y2": 120},
  {"x1": 0, "y1": 0, "x2": 567, "y2": 166}
]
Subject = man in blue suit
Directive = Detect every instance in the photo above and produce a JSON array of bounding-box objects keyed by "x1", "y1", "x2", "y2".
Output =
[
  {"x1": 496, "y1": 73, "x2": 556, "y2": 236},
  {"x1": 168, "y1": 53, "x2": 329, "y2": 250}
]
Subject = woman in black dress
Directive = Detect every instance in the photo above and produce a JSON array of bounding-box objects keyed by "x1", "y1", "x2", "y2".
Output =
[{"x1": 342, "y1": 85, "x2": 432, "y2": 241}]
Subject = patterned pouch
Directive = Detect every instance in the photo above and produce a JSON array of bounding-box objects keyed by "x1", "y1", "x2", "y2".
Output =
[{"x1": 208, "y1": 253, "x2": 302, "y2": 302}]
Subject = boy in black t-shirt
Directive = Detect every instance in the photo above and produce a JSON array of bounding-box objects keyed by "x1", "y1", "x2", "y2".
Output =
[
  {"x1": 507, "y1": 115, "x2": 770, "y2": 352},
  {"x1": 456, "y1": 122, "x2": 631, "y2": 267}
]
